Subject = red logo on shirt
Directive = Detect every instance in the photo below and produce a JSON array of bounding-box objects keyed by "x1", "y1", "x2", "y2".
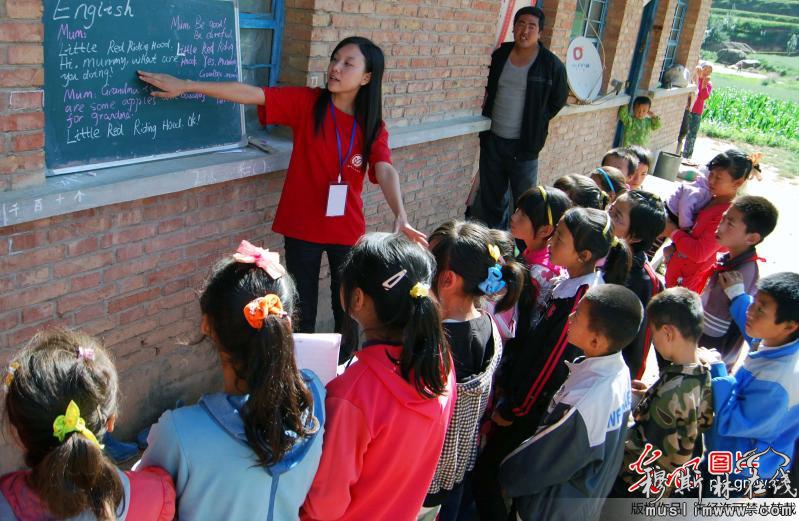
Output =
[{"x1": 351, "y1": 154, "x2": 363, "y2": 168}]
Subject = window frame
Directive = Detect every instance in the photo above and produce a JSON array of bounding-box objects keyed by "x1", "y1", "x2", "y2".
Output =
[
  {"x1": 238, "y1": 0, "x2": 285, "y2": 87},
  {"x1": 571, "y1": 0, "x2": 609, "y2": 48},
  {"x1": 660, "y1": 0, "x2": 689, "y2": 80}
]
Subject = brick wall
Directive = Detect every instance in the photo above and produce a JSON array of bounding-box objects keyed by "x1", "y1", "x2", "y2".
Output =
[
  {"x1": 677, "y1": 0, "x2": 713, "y2": 74},
  {"x1": 602, "y1": 0, "x2": 644, "y2": 91},
  {"x1": 0, "y1": 0, "x2": 45, "y2": 191},
  {"x1": 640, "y1": 0, "x2": 679, "y2": 91},
  {"x1": 0, "y1": 133, "x2": 477, "y2": 471},
  {"x1": 282, "y1": 0, "x2": 500, "y2": 127}
]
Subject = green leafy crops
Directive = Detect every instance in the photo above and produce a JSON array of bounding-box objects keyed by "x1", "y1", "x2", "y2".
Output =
[{"x1": 703, "y1": 87, "x2": 799, "y2": 147}]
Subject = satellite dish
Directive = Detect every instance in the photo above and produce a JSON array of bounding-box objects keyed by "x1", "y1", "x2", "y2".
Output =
[{"x1": 566, "y1": 37, "x2": 604, "y2": 102}]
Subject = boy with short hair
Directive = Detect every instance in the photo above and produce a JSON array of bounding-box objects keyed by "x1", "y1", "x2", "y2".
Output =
[
  {"x1": 618, "y1": 96, "x2": 662, "y2": 148},
  {"x1": 500, "y1": 285, "x2": 642, "y2": 521},
  {"x1": 615, "y1": 288, "x2": 714, "y2": 496},
  {"x1": 700, "y1": 195, "x2": 779, "y2": 369},
  {"x1": 704, "y1": 271, "x2": 799, "y2": 482},
  {"x1": 602, "y1": 147, "x2": 639, "y2": 186}
]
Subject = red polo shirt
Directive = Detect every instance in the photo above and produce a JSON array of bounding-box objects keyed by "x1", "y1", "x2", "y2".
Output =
[{"x1": 258, "y1": 87, "x2": 392, "y2": 246}]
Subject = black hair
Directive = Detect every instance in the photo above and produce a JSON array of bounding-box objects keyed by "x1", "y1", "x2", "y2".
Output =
[
  {"x1": 633, "y1": 96, "x2": 652, "y2": 108},
  {"x1": 514, "y1": 6, "x2": 545, "y2": 28},
  {"x1": 627, "y1": 145, "x2": 653, "y2": 169},
  {"x1": 340, "y1": 232, "x2": 451, "y2": 398},
  {"x1": 562, "y1": 207, "x2": 632, "y2": 284},
  {"x1": 313, "y1": 36, "x2": 384, "y2": 169},
  {"x1": 603, "y1": 147, "x2": 640, "y2": 180},
  {"x1": 582, "y1": 284, "x2": 644, "y2": 352},
  {"x1": 200, "y1": 255, "x2": 317, "y2": 467},
  {"x1": 647, "y1": 287, "x2": 704, "y2": 342},
  {"x1": 757, "y1": 272, "x2": 799, "y2": 340},
  {"x1": 516, "y1": 185, "x2": 573, "y2": 236},
  {"x1": 731, "y1": 195, "x2": 778, "y2": 242},
  {"x1": 4, "y1": 330, "x2": 123, "y2": 519},
  {"x1": 589, "y1": 167, "x2": 627, "y2": 201},
  {"x1": 554, "y1": 174, "x2": 608, "y2": 210},
  {"x1": 623, "y1": 190, "x2": 667, "y2": 253},
  {"x1": 429, "y1": 220, "x2": 525, "y2": 313},
  {"x1": 707, "y1": 148, "x2": 758, "y2": 181}
]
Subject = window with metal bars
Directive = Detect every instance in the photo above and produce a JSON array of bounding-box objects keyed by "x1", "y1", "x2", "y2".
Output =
[
  {"x1": 238, "y1": 0, "x2": 285, "y2": 131},
  {"x1": 570, "y1": 0, "x2": 608, "y2": 48},
  {"x1": 660, "y1": 0, "x2": 689, "y2": 80}
]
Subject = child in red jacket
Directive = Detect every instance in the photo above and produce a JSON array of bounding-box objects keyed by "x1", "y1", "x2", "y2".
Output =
[
  {"x1": 301, "y1": 233, "x2": 456, "y2": 521},
  {"x1": 664, "y1": 149, "x2": 758, "y2": 293}
]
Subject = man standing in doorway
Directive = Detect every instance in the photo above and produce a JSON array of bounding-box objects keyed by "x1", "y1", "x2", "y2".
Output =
[{"x1": 474, "y1": 6, "x2": 569, "y2": 229}]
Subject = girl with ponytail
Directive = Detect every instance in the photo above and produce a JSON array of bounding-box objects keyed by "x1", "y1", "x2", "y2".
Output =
[
  {"x1": 139, "y1": 240, "x2": 325, "y2": 521},
  {"x1": 475, "y1": 207, "x2": 632, "y2": 520},
  {"x1": 301, "y1": 233, "x2": 456, "y2": 521},
  {"x1": 422, "y1": 220, "x2": 524, "y2": 519},
  {"x1": 2, "y1": 330, "x2": 175, "y2": 520}
]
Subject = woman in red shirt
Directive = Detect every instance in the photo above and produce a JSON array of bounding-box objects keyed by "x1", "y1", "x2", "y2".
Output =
[{"x1": 138, "y1": 37, "x2": 425, "y2": 336}]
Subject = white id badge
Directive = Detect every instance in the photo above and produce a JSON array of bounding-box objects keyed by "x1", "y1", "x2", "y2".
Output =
[{"x1": 326, "y1": 183, "x2": 348, "y2": 217}]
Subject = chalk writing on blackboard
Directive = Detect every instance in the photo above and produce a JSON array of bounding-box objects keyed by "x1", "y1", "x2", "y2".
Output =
[{"x1": 44, "y1": 0, "x2": 244, "y2": 174}]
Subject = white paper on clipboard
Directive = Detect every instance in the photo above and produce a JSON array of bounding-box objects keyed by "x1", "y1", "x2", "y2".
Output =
[{"x1": 293, "y1": 333, "x2": 341, "y2": 385}]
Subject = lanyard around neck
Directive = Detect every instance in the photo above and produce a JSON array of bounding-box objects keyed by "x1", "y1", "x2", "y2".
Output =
[{"x1": 329, "y1": 101, "x2": 357, "y2": 183}]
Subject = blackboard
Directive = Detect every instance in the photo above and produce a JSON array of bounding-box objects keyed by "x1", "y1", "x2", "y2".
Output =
[{"x1": 43, "y1": 0, "x2": 246, "y2": 174}]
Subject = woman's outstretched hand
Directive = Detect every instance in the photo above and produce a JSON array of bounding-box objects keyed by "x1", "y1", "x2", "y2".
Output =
[
  {"x1": 395, "y1": 218, "x2": 428, "y2": 248},
  {"x1": 138, "y1": 71, "x2": 190, "y2": 98}
]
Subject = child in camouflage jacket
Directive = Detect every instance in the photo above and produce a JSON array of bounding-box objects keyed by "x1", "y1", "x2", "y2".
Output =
[{"x1": 614, "y1": 288, "x2": 714, "y2": 497}]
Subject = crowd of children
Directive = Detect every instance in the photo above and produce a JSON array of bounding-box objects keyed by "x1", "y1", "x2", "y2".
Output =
[{"x1": 3, "y1": 47, "x2": 798, "y2": 520}]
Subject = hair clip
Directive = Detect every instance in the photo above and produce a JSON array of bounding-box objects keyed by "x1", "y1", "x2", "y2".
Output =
[
  {"x1": 487, "y1": 244, "x2": 504, "y2": 265},
  {"x1": 409, "y1": 282, "x2": 430, "y2": 299},
  {"x1": 77, "y1": 346, "x2": 95, "y2": 361},
  {"x1": 478, "y1": 266, "x2": 506, "y2": 295},
  {"x1": 596, "y1": 168, "x2": 616, "y2": 195},
  {"x1": 382, "y1": 269, "x2": 407, "y2": 291},
  {"x1": 53, "y1": 400, "x2": 102, "y2": 448},
  {"x1": 233, "y1": 240, "x2": 286, "y2": 280},
  {"x1": 2, "y1": 362, "x2": 20, "y2": 392},
  {"x1": 243, "y1": 294, "x2": 287, "y2": 329},
  {"x1": 538, "y1": 186, "x2": 553, "y2": 226}
]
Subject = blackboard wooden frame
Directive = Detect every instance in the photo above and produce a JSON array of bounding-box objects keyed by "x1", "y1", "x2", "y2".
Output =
[{"x1": 44, "y1": 0, "x2": 247, "y2": 176}]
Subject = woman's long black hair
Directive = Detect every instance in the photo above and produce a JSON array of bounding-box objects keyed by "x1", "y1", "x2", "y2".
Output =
[
  {"x1": 340, "y1": 233, "x2": 451, "y2": 398},
  {"x1": 313, "y1": 36, "x2": 384, "y2": 169}
]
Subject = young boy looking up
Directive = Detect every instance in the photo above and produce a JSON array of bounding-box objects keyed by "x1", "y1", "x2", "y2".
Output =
[
  {"x1": 615, "y1": 288, "x2": 714, "y2": 497},
  {"x1": 701, "y1": 195, "x2": 779, "y2": 369},
  {"x1": 704, "y1": 271, "x2": 799, "y2": 481},
  {"x1": 618, "y1": 96, "x2": 662, "y2": 148},
  {"x1": 500, "y1": 284, "x2": 642, "y2": 521}
]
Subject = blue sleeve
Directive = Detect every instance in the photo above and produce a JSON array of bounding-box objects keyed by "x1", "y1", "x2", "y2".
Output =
[
  {"x1": 499, "y1": 404, "x2": 598, "y2": 497},
  {"x1": 729, "y1": 294, "x2": 755, "y2": 345},
  {"x1": 138, "y1": 411, "x2": 190, "y2": 498},
  {"x1": 712, "y1": 371, "x2": 792, "y2": 440}
]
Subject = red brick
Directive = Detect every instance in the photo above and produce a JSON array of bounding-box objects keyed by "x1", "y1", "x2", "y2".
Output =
[
  {"x1": 6, "y1": 0, "x2": 43, "y2": 19},
  {"x1": 67, "y1": 236, "x2": 99, "y2": 257},
  {"x1": 0, "y1": 67, "x2": 43, "y2": 87},
  {"x1": 0, "y1": 112, "x2": 43, "y2": 132},
  {"x1": 8, "y1": 320, "x2": 69, "y2": 349},
  {"x1": 56, "y1": 285, "x2": 116, "y2": 315},
  {"x1": 115, "y1": 274, "x2": 146, "y2": 294},
  {"x1": 0, "y1": 22, "x2": 43, "y2": 42},
  {"x1": 73, "y1": 303, "x2": 106, "y2": 325},
  {"x1": 70, "y1": 271, "x2": 103, "y2": 292},
  {"x1": 107, "y1": 288, "x2": 161, "y2": 315},
  {"x1": 0, "y1": 151, "x2": 44, "y2": 174},
  {"x1": 10, "y1": 131, "x2": 43, "y2": 152},
  {"x1": 8, "y1": 45, "x2": 42, "y2": 64},
  {"x1": 0, "y1": 246, "x2": 63, "y2": 272},
  {"x1": 115, "y1": 243, "x2": 144, "y2": 262},
  {"x1": 22, "y1": 301, "x2": 54, "y2": 324},
  {"x1": 53, "y1": 251, "x2": 115, "y2": 278},
  {"x1": 0, "y1": 311, "x2": 20, "y2": 331},
  {"x1": 103, "y1": 256, "x2": 159, "y2": 281},
  {"x1": 101, "y1": 318, "x2": 159, "y2": 348},
  {"x1": 0, "y1": 279, "x2": 69, "y2": 311}
]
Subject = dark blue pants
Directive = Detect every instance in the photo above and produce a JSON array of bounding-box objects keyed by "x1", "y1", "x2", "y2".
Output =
[
  {"x1": 472, "y1": 131, "x2": 539, "y2": 229},
  {"x1": 283, "y1": 236, "x2": 351, "y2": 334}
]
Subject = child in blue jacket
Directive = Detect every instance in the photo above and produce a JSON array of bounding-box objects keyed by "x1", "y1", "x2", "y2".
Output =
[
  {"x1": 139, "y1": 241, "x2": 325, "y2": 521},
  {"x1": 703, "y1": 271, "x2": 799, "y2": 481}
]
